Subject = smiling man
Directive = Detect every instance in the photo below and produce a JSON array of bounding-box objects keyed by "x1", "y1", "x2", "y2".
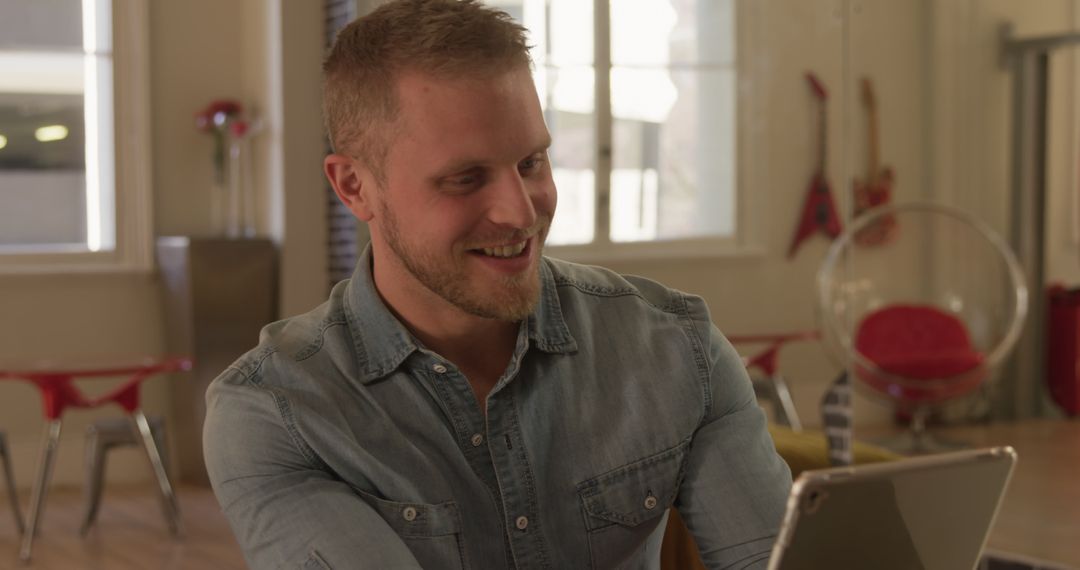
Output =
[{"x1": 203, "y1": 1, "x2": 791, "y2": 569}]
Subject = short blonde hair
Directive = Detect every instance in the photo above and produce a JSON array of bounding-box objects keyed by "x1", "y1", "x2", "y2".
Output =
[{"x1": 322, "y1": 0, "x2": 532, "y2": 182}]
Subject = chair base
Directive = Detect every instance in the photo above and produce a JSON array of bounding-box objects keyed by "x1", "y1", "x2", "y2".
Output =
[{"x1": 81, "y1": 415, "x2": 176, "y2": 537}]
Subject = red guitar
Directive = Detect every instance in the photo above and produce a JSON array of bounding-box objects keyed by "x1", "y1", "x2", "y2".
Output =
[
  {"x1": 853, "y1": 77, "x2": 896, "y2": 245},
  {"x1": 789, "y1": 72, "x2": 843, "y2": 259}
]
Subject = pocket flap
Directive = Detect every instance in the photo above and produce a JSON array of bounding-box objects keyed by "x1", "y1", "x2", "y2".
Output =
[
  {"x1": 577, "y1": 441, "x2": 689, "y2": 530},
  {"x1": 351, "y1": 487, "x2": 461, "y2": 537}
]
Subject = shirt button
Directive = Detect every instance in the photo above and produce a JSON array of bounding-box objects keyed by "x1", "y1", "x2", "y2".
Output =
[
  {"x1": 402, "y1": 506, "x2": 418, "y2": 521},
  {"x1": 470, "y1": 433, "x2": 484, "y2": 447},
  {"x1": 644, "y1": 495, "x2": 658, "y2": 510},
  {"x1": 432, "y1": 363, "x2": 448, "y2": 374},
  {"x1": 515, "y1": 516, "x2": 529, "y2": 530}
]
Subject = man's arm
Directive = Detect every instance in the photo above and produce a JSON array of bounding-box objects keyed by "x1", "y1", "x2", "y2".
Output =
[
  {"x1": 204, "y1": 369, "x2": 422, "y2": 569},
  {"x1": 675, "y1": 308, "x2": 793, "y2": 569}
]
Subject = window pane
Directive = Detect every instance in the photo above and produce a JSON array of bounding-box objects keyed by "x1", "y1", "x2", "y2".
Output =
[
  {"x1": 611, "y1": 67, "x2": 735, "y2": 242},
  {"x1": 0, "y1": 0, "x2": 83, "y2": 52},
  {"x1": 542, "y1": 65, "x2": 596, "y2": 246},
  {"x1": 0, "y1": 91, "x2": 86, "y2": 247},
  {"x1": 486, "y1": 0, "x2": 596, "y2": 246},
  {"x1": 0, "y1": 0, "x2": 113, "y2": 252},
  {"x1": 611, "y1": 0, "x2": 734, "y2": 67},
  {"x1": 609, "y1": 0, "x2": 736, "y2": 243}
]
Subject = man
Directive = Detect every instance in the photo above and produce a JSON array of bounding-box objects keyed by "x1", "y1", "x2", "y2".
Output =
[{"x1": 204, "y1": 1, "x2": 792, "y2": 568}]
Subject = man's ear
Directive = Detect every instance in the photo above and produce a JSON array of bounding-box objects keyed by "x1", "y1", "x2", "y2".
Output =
[{"x1": 324, "y1": 153, "x2": 376, "y2": 222}]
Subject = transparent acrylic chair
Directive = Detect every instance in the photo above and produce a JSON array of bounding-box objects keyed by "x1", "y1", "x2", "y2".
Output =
[{"x1": 817, "y1": 203, "x2": 1028, "y2": 453}]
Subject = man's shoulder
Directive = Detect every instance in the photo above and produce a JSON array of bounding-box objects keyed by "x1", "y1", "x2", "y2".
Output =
[
  {"x1": 543, "y1": 256, "x2": 705, "y2": 318},
  {"x1": 224, "y1": 281, "x2": 353, "y2": 385}
]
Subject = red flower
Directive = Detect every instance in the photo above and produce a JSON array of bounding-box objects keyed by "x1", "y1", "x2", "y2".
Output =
[
  {"x1": 229, "y1": 120, "x2": 249, "y2": 138},
  {"x1": 195, "y1": 99, "x2": 246, "y2": 184},
  {"x1": 194, "y1": 99, "x2": 243, "y2": 132},
  {"x1": 206, "y1": 100, "x2": 242, "y2": 116}
]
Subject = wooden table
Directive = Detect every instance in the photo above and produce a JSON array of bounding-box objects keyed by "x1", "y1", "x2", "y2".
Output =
[{"x1": 907, "y1": 419, "x2": 1080, "y2": 567}]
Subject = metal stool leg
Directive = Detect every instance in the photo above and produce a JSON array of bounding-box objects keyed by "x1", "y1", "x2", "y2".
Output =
[
  {"x1": 0, "y1": 432, "x2": 25, "y2": 534},
  {"x1": 79, "y1": 427, "x2": 108, "y2": 536},
  {"x1": 770, "y1": 374, "x2": 803, "y2": 432},
  {"x1": 20, "y1": 419, "x2": 62, "y2": 563},
  {"x1": 131, "y1": 410, "x2": 183, "y2": 536}
]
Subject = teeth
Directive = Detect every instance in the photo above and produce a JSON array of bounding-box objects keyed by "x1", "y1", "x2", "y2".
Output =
[{"x1": 481, "y1": 241, "x2": 527, "y2": 258}]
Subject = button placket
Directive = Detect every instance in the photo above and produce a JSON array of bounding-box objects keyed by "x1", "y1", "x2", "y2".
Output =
[{"x1": 419, "y1": 354, "x2": 500, "y2": 494}]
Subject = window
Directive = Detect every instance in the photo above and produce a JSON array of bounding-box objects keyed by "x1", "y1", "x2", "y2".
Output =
[
  {"x1": 488, "y1": 0, "x2": 739, "y2": 257},
  {"x1": 0, "y1": 0, "x2": 152, "y2": 272}
]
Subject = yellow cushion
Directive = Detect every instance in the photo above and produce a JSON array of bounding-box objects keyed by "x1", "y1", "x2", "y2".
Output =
[{"x1": 768, "y1": 424, "x2": 901, "y2": 477}]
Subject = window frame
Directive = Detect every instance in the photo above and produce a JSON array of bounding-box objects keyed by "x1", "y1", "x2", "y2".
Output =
[
  {"x1": 542, "y1": 0, "x2": 760, "y2": 263},
  {"x1": 0, "y1": 0, "x2": 154, "y2": 275}
]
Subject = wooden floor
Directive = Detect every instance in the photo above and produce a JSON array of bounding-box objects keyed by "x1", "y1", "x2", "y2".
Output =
[
  {"x1": 0, "y1": 485, "x2": 246, "y2": 570},
  {"x1": 938, "y1": 420, "x2": 1080, "y2": 569},
  {"x1": 866, "y1": 419, "x2": 1080, "y2": 568}
]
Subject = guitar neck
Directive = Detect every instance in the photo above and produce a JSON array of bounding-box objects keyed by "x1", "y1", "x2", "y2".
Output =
[
  {"x1": 868, "y1": 100, "x2": 879, "y2": 178},
  {"x1": 818, "y1": 104, "x2": 828, "y2": 173},
  {"x1": 864, "y1": 78, "x2": 880, "y2": 179}
]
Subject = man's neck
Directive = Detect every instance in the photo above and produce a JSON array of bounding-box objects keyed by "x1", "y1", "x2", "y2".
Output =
[{"x1": 371, "y1": 257, "x2": 521, "y2": 405}]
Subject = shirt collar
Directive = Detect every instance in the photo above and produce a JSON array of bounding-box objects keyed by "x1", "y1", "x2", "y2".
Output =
[
  {"x1": 344, "y1": 246, "x2": 577, "y2": 385},
  {"x1": 527, "y1": 258, "x2": 578, "y2": 354}
]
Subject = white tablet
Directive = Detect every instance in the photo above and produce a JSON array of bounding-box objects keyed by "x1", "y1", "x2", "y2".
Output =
[{"x1": 768, "y1": 446, "x2": 1017, "y2": 570}]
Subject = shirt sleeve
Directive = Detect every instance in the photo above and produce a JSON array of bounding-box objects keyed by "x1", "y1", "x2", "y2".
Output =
[
  {"x1": 674, "y1": 302, "x2": 794, "y2": 570},
  {"x1": 204, "y1": 368, "x2": 424, "y2": 570}
]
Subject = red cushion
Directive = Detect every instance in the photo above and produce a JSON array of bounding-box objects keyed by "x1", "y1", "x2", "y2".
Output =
[{"x1": 854, "y1": 305, "x2": 986, "y2": 403}]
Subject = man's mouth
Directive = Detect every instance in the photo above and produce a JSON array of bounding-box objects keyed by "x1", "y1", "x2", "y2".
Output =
[{"x1": 476, "y1": 240, "x2": 528, "y2": 258}]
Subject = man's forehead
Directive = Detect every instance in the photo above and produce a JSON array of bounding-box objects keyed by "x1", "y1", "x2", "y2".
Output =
[{"x1": 390, "y1": 67, "x2": 549, "y2": 160}]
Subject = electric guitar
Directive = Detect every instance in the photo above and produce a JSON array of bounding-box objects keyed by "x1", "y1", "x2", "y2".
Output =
[
  {"x1": 853, "y1": 77, "x2": 897, "y2": 245},
  {"x1": 789, "y1": 72, "x2": 843, "y2": 259}
]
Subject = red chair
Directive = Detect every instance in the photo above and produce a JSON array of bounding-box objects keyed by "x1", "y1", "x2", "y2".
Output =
[
  {"x1": 0, "y1": 356, "x2": 191, "y2": 562},
  {"x1": 818, "y1": 203, "x2": 1028, "y2": 453}
]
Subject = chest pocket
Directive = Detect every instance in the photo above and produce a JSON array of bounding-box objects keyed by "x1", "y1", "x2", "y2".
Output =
[
  {"x1": 352, "y1": 487, "x2": 467, "y2": 570},
  {"x1": 577, "y1": 441, "x2": 690, "y2": 569}
]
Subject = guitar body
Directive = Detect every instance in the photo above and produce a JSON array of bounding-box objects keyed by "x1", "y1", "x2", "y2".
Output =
[
  {"x1": 854, "y1": 168, "x2": 897, "y2": 245},
  {"x1": 789, "y1": 172, "x2": 843, "y2": 258},
  {"x1": 789, "y1": 72, "x2": 844, "y2": 259}
]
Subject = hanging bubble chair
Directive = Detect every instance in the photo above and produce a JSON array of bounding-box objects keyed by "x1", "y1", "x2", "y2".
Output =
[{"x1": 817, "y1": 203, "x2": 1028, "y2": 452}]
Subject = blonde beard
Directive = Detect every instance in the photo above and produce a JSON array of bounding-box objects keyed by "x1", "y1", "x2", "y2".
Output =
[{"x1": 380, "y1": 206, "x2": 544, "y2": 322}]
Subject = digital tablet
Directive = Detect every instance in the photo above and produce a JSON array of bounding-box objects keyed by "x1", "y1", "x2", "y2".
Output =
[{"x1": 768, "y1": 446, "x2": 1017, "y2": 570}]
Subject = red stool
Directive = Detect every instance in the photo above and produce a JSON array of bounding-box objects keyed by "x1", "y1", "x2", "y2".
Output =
[{"x1": 0, "y1": 356, "x2": 192, "y2": 563}]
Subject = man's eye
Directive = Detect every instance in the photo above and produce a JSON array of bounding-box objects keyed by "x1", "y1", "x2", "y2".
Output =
[
  {"x1": 519, "y1": 155, "x2": 546, "y2": 173},
  {"x1": 445, "y1": 171, "x2": 483, "y2": 189}
]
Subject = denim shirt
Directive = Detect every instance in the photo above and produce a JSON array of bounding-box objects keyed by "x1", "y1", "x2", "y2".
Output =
[{"x1": 204, "y1": 248, "x2": 792, "y2": 570}]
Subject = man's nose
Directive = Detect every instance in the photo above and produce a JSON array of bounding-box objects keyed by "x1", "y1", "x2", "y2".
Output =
[{"x1": 486, "y1": 170, "x2": 539, "y2": 230}]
